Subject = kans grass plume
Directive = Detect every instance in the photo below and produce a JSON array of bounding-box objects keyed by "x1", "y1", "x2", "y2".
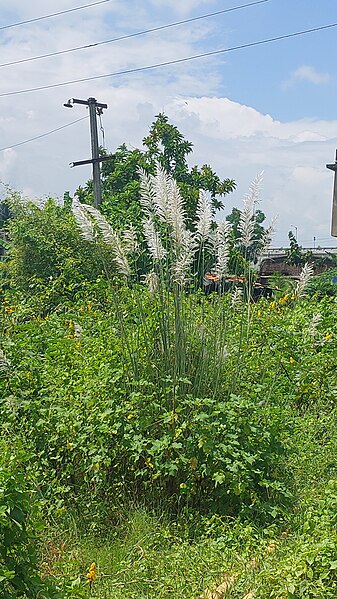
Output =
[
  {"x1": 72, "y1": 200, "x2": 130, "y2": 277},
  {"x1": 143, "y1": 271, "x2": 160, "y2": 295},
  {"x1": 238, "y1": 172, "x2": 264, "y2": 248},
  {"x1": 308, "y1": 312, "x2": 322, "y2": 336},
  {"x1": 122, "y1": 224, "x2": 139, "y2": 255},
  {"x1": 72, "y1": 199, "x2": 95, "y2": 242},
  {"x1": 140, "y1": 166, "x2": 196, "y2": 287},
  {"x1": 143, "y1": 217, "x2": 167, "y2": 261},
  {"x1": 195, "y1": 190, "x2": 213, "y2": 243},
  {"x1": 295, "y1": 262, "x2": 314, "y2": 298},
  {"x1": 214, "y1": 222, "x2": 231, "y2": 279},
  {"x1": 0, "y1": 348, "x2": 10, "y2": 375}
]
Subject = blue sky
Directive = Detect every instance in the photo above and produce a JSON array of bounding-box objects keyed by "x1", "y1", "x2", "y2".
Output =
[{"x1": 0, "y1": 0, "x2": 337, "y2": 247}]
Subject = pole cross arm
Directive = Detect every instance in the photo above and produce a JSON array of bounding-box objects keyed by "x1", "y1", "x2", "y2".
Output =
[
  {"x1": 70, "y1": 156, "x2": 113, "y2": 168},
  {"x1": 65, "y1": 97, "x2": 108, "y2": 109}
]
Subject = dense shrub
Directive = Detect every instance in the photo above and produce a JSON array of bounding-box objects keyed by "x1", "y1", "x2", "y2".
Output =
[
  {"x1": 3, "y1": 197, "x2": 117, "y2": 309},
  {"x1": 307, "y1": 268, "x2": 337, "y2": 297},
  {"x1": 0, "y1": 448, "x2": 57, "y2": 598}
]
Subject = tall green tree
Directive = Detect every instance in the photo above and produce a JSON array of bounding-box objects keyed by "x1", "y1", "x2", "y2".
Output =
[
  {"x1": 76, "y1": 113, "x2": 236, "y2": 232},
  {"x1": 285, "y1": 231, "x2": 312, "y2": 266}
]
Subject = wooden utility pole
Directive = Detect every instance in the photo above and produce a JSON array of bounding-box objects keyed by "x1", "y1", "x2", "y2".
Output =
[
  {"x1": 326, "y1": 150, "x2": 337, "y2": 237},
  {"x1": 64, "y1": 97, "x2": 109, "y2": 208}
]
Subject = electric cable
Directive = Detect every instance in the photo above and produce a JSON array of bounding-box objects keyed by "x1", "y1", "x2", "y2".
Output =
[
  {"x1": 0, "y1": 0, "x2": 270, "y2": 69},
  {"x1": 0, "y1": 0, "x2": 113, "y2": 32},
  {"x1": 0, "y1": 20, "x2": 336, "y2": 98},
  {"x1": 0, "y1": 116, "x2": 88, "y2": 152}
]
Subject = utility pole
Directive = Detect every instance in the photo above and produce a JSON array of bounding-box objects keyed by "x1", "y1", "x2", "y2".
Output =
[
  {"x1": 326, "y1": 150, "x2": 337, "y2": 237},
  {"x1": 64, "y1": 97, "x2": 109, "y2": 208}
]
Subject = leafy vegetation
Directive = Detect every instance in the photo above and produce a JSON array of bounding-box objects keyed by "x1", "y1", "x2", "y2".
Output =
[
  {"x1": 0, "y1": 164, "x2": 336, "y2": 597},
  {"x1": 76, "y1": 113, "x2": 236, "y2": 234}
]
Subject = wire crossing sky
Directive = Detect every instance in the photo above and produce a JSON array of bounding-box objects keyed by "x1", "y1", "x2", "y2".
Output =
[
  {"x1": 0, "y1": 0, "x2": 114, "y2": 31},
  {"x1": 0, "y1": 20, "x2": 336, "y2": 97},
  {"x1": 0, "y1": 117, "x2": 88, "y2": 152},
  {"x1": 0, "y1": 0, "x2": 270, "y2": 69}
]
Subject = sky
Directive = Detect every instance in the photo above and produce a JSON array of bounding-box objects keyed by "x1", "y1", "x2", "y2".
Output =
[{"x1": 0, "y1": 0, "x2": 337, "y2": 247}]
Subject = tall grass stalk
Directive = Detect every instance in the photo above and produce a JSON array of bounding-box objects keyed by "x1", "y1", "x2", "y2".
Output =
[{"x1": 72, "y1": 168, "x2": 274, "y2": 403}]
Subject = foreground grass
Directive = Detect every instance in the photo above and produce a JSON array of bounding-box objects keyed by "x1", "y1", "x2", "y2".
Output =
[
  {"x1": 38, "y1": 408, "x2": 337, "y2": 599},
  {"x1": 1, "y1": 288, "x2": 337, "y2": 597},
  {"x1": 40, "y1": 497, "x2": 337, "y2": 598}
]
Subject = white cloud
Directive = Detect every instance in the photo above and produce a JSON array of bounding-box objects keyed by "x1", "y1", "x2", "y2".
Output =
[
  {"x1": 147, "y1": 0, "x2": 215, "y2": 16},
  {"x1": 284, "y1": 65, "x2": 331, "y2": 88},
  {"x1": 167, "y1": 97, "x2": 337, "y2": 246}
]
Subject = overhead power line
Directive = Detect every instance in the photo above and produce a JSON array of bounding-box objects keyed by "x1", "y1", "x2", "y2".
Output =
[
  {"x1": 0, "y1": 0, "x2": 270, "y2": 69},
  {"x1": 1, "y1": 21, "x2": 337, "y2": 98},
  {"x1": 0, "y1": 116, "x2": 88, "y2": 152},
  {"x1": 0, "y1": 0, "x2": 113, "y2": 32}
]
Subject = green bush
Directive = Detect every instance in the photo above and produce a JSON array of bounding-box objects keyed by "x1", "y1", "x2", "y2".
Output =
[
  {"x1": 307, "y1": 268, "x2": 337, "y2": 297},
  {"x1": 3, "y1": 196, "x2": 117, "y2": 311},
  {"x1": 0, "y1": 292, "x2": 290, "y2": 523},
  {"x1": 0, "y1": 448, "x2": 57, "y2": 598}
]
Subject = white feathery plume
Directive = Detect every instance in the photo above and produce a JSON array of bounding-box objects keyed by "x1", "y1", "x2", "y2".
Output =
[
  {"x1": 79, "y1": 203, "x2": 114, "y2": 243},
  {"x1": 171, "y1": 251, "x2": 192, "y2": 287},
  {"x1": 143, "y1": 271, "x2": 160, "y2": 295},
  {"x1": 181, "y1": 228, "x2": 198, "y2": 255},
  {"x1": 295, "y1": 262, "x2": 314, "y2": 298},
  {"x1": 0, "y1": 348, "x2": 10, "y2": 374},
  {"x1": 151, "y1": 164, "x2": 172, "y2": 222},
  {"x1": 138, "y1": 168, "x2": 157, "y2": 216},
  {"x1": 72, "y1": 199, "x2": 95, "y2": 242},
  {"x1": 122, "y1": 224, "x2": 139, "y2": 255},
  {"x1": 171, "y1": 229, "x2": 197, "y2": 287},
  {"x1": 73, "y1": 202, "x2": 131, "y2": 277},
  {"x1": 218, "y1": 345, "x2": 230, "y2": 363},
  {"x1": 166, "y1": 177, "x2": 186, "y2": 249},
  {"x1": 308, "y1": 312, "x2": 322, "y2": 336},
  {"x1": 140, "y1": 165, "x2": 187, "y2": 251},
  {"x1": 143, "y1": 217, "x2": 166, "y2": 261},
  {"x1": 238, "y1": 173, "x2": 264, "y2": 248},
  {"x1": 196, "y1": 190, "x2": 213, "y2": 242},
  {"x1": 257, "y1": 216, "x2": 277, "y2": 257},
  {"x1": 231, "y1": 287, "x2": 243, "y2": 311},
  {"x1": 214, "y1": 221, "x2": 231, "y2": 279}
]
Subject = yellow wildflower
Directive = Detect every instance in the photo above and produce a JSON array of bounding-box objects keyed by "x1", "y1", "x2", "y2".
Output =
[
  {"x1": 257, "y1": 310, "x2": 262, "y2": 317},
  {"x1": 289, "y1": 357, "x2": 295, "y2": 363},
  {"x1": 4, "y1": 305, "x2": 14, "y2": 313},
  {"x1": 87, "y1": 302, "x2": 92, "y2": 311},
  {"x1": 145, "y1": 457, "x2": 154, "y2": 469},
  {"x1": 291, "y1": 294, "x2": 296, "y2": 300},
  {"x1": 86, "y1": 562, "x2": 97, "y2": 586},
  {"x1": 325, "y1": 333, "x2": 331, "y2": 342},
  {"x1": 270, "y1": 301, "x2": 275, "y2": 309}
]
